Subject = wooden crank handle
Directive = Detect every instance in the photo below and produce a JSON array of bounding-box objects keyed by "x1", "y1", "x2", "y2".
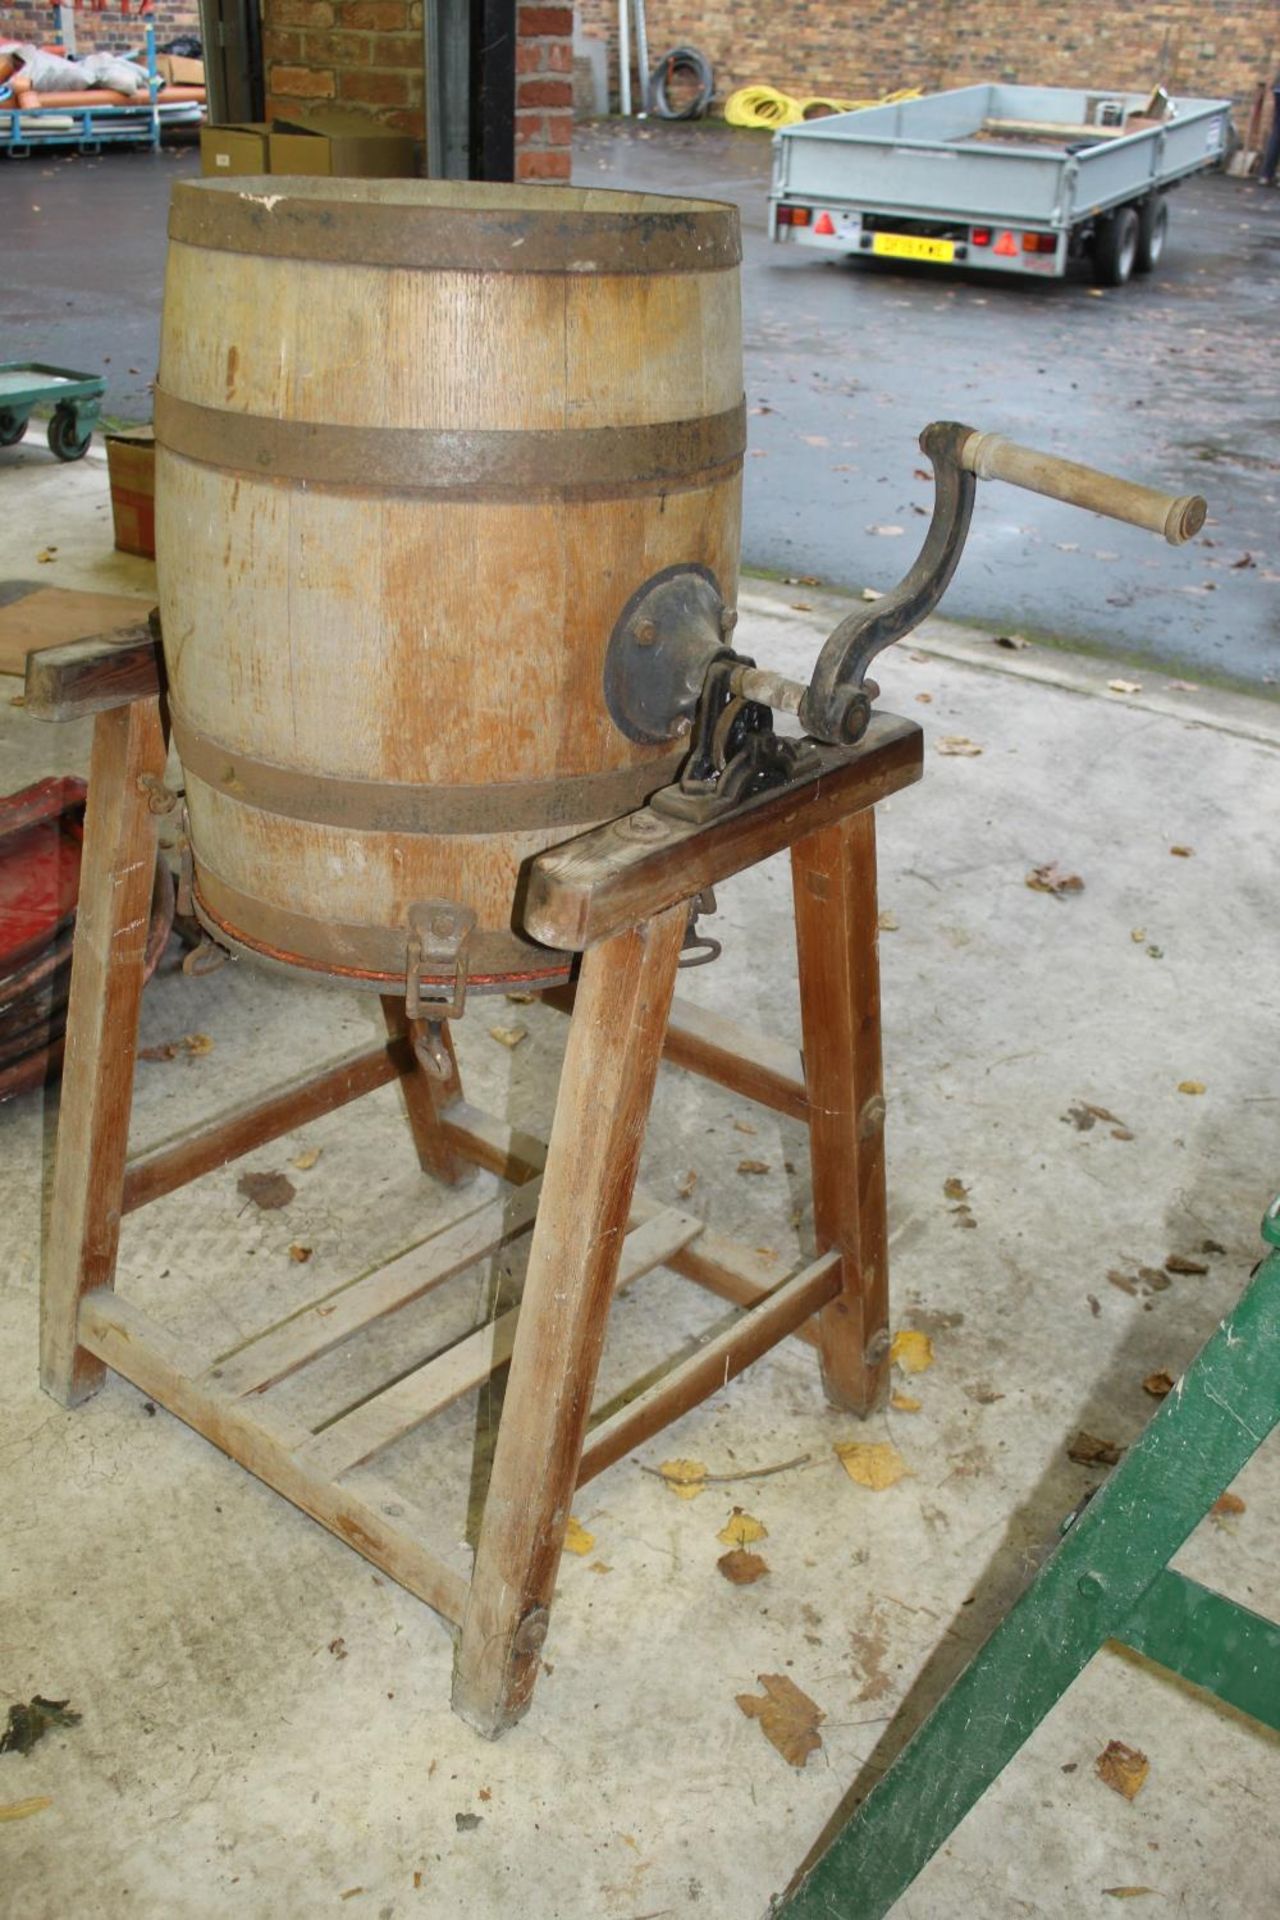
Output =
[{"x1": 956, "y1": 428, "x2": 1207, "y2": 546}]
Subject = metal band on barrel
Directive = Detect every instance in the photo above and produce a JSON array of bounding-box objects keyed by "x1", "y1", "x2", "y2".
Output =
[
  {"x1": 173, "y1": 711, "x2": 683, "y2": 836},
  {"x1": 154, "y1": 392, "x2": 746, "y2": 497},
  {"x1": 192, "y1": 869, "x2": 571, "y2": 990},
  {"x1": 169, "y1": 186, "x2": 742, "y2": 274}
]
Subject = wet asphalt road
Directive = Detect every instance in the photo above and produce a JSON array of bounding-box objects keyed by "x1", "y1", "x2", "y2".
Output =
[{"x1": 2, "y1": 121, "x2": 1277, "y2": 680}]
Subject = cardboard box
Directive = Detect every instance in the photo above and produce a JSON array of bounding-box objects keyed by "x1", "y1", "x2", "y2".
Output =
[
  {"x1": 155, "y1": 53, "x2": 205, "y2": 87},
  {"x1": 268, "y1": 111, "x2": 418, "y2": 179},
  {"x1": 200, "y1": 123, "x2": 271, "y2": 177},
  {"x1": 105, "y1": 427, "x2": 156, "y2": 561}
]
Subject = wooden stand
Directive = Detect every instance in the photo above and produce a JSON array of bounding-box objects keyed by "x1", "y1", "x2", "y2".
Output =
[{"x1": 27, "y1": 631, "x2": 922, "y2": 1738}]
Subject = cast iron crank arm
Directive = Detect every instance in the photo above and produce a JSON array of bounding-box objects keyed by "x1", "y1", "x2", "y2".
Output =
[{"x1": 800, "y1": 420, "x2": 976, "y2": 745}]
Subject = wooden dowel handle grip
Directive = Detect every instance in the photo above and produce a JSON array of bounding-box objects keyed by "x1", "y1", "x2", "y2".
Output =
[{"x1": 958, "y1": 430, "x2": 1206, "y2": 546}]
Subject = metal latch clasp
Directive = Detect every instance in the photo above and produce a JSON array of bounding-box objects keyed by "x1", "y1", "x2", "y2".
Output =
[{"x1": 405, "y1": 899, "x2": 477, "y2": 1024}]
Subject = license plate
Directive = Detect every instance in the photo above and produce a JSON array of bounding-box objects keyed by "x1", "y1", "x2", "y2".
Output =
[{"x1": 872, "y1": 233, "x2": 955, "y2": 263}]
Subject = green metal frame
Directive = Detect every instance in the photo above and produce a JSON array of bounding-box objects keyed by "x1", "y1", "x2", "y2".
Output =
[
  {"x1": 0, "y1": 363, "x2": 106, "y2": 460},
  {"x1": 777, "y1": 1197, "x2": 1280, "y2": 1920}
]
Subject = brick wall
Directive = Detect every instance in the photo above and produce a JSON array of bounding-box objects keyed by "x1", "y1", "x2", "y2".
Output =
[
  {"x1": 515, "y1": 0, "x2": 572, "y2": 177},
  {"x1": 580, "y1": 0, "x2": 1277, "y2": 114},
  {"x1": 1, "y1": 0, "x2": 199, "y2": 54}
]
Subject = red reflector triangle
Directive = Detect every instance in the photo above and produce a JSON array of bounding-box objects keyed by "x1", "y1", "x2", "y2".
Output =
[
  {"x1": 813, "y1": 212, "x2": 836, "y2": 236},
  {"x1": 994, "y1": 230, "x2": 1018, "y2": 256}
]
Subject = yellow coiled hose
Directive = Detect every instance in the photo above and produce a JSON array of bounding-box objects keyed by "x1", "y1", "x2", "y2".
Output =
[{"x1": 724, "y1": 84, "x2": 921, "y2": 127}]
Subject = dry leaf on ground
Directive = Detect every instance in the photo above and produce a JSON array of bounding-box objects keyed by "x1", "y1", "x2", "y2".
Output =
[
  {"x1": 835, "y1": 1440, "x2": 909, "y2": 1490},
  {"x1": 1169, "y1": 844, "x2": 1194, "y2": 857},
  {"x1": 733, "y1": 1118, "x2": 758, "y2": 1135},
  {"x1": 488, "y1": 1024, "x2": 527, "y2": 1049},
  {"x1": 1, "y1": 1697, "x2": 81, "y2": 1757},
  {"x1": 944, "y1": 1176, "x2": 968, "y2": 1200},
  {"x1": 1142, "y1": 1371, "x2": 1175, "y2": 1398},
  {"x1": 890, "y1": 1391, "x2": 922, "y2": 1413},
  {"x1": 719, "y1": 1549, "x2": 769, "y2": 1585},
  {"x1": 563, "y1": 1516, "x2": 595, "y2": 1555},
  {"x1": 1107, "y1": 679, "x2": 1142, "y2": 694},
  {"x1": 291, "y1": 1147, "x2": 321, "y2": 1171},
  {"x1": 1026, "y1": 862, "x2": 1085, "y2": 896},
  {"x1": 717, "y1": 1508, "x2": 768, "y2": 1548},
  {"x1": 184, "y1": 1032, "x2": 214, "y2": 1056},
  {"x1": 1068, "y1": 1430, "x2": 1124, "y2": 1467},
  {"x1": 1101, "y1": 1889, "x2": 1157, "y2": 1900},
  {"x1": 737, "y1": 1158, "x2": 771, "y2": 1176},
  {"x1": 1164, "y1": 1253, "x2": 1208, "y2": 1275},
  {"x1": 878, "y1": 909, "x2": 899, "y2": 931},
  {"x1": 505, "y1": 989, "x2": 536, "y2": 1004},
  {"x1": 890, "y1": 1329, "x2": 934, "y2": 1375},
  {"x1": 676, "y1": 1170, "x2": 698, "y2": 1199},
  {"x1": 237, "y1": 1171, "x2": 295, "y2": 1212},
  {"x1": 657, "y1": 1458, "x2": 707, "y2": 1499},
  {"x1": 868, "y1": 523, "x2": 905, "y2": 537},
  {"x1": 1211, "y1": 1491, "x2": 1246, "y2": 1518},
  {"x1": 860, "y1": 586, "x2": 884, "y2": 601},
  {"x1": 736, "y1": 1674, "x2": 825, "y2": 1767},
  {"x1": 0, "y1": 1797, "x2": 53, "y2": 1823},
  {"x1": 289, "y1": 1244, "x2": 313, "y2": 1264},
  {"x1": 1095, "y1": 1740, "x2": 1149, "y2": 1800},
  {"x1": 935, "y1": 735, "x2": 983, "y2": 757},
  {"x1": 1177, "y1": 1080, "x2": 1206, "y2": 1095},
  {"x1": 994, "y1": 633, "x2": 1031, "y2": 650}
]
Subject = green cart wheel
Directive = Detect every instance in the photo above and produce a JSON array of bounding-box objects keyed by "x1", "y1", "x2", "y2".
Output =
[
  {"x1": 0, "y1": 408, "x2": 29, "y2": 447},
  {"x1": 47, "y1": 405, "x2": 93, "y2": 462}
]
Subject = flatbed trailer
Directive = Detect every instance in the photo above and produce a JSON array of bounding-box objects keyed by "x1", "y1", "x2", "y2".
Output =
[{"x1": 770, "y1": 84, "x2": 1231, "y2": 284}]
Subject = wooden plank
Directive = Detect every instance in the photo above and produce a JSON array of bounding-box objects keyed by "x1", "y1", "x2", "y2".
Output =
[
  {"x1": 23, "y1": 622, "x2": 164, "y2": 721},
  {"x1": 78, "y1": 1290, "x2": 468, "y2": 1625},
  {"x1": 0, "y1": 584, "x2": 152, "y2": 679},
  {"x1": 380, "y1": 998, "x2": 472, "y2": 1187},
  {"x1": 440, "y1": 1099, "x2": 819, "y2": 1345},
  {"x1": 543, "y1": 985, "x2": 808, "y2": 1123},
  {"x1": 453, "y1": 906, "x2": 686, "y2": 1736},
  {"x1": 40, "y1": 699, "x2": 167, "y2": 1406},
  {"x1": 122, "y1": 1041, "x2": 406, "y2": 1214},
  {"x1": 577, "y1": 1251, "x2": 841, "y2": 1488},
  {"x1": 792, "y1": 811, "x2": 890, "y2": 1414},
  {"x1": 301, "y1": 1206, "x2": 704, "y2": 1480},
  {"x1": 522, "y1": 714, "x2": 922, "y2": 952},
  {"x1": 205, "y1": 1178, "x2": 543, "y2": 1399}
]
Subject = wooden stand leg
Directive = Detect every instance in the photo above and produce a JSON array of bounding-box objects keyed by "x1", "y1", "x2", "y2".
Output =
[
  {"x1": 791, "y1": 810, "x2": 889, "y2": 1416},
  {"x1": 452, "y1": 903, "x2": 687, "y2": 1737},
  {"x1": 380, "y1": 998, "x2": 472, "y2": 1186},
  {"x1": 41, "y1": 699, "x2": 166, "y2": 1406}
]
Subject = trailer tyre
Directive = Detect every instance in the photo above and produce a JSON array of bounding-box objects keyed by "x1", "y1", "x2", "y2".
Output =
[
  {"x1": 0, "y1": 410, "x2": 28, "y2": 447},
  {"x1": 1093, "y1": 206, "x2": 1139, "y2": 287},
  {"x1": 1135, "y1": 196, "x2": 1168, "y2": 273}
]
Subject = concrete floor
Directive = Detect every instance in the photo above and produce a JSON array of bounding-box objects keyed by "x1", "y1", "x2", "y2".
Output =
[
  {"x1": 2, "y1": 444, "x2": 1278, "y2": 1918},
  {"x1": 2, "y1": 123, "x2": 1277, "y2": 680}
]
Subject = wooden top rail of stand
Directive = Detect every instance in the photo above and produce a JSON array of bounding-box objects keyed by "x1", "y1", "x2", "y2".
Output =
[
  {"x1": 524, "y1": 712, "x2": 923, "y2": 952},
  {"x1": 24, "y1": 621, "x2": 164, "y2": 722}
]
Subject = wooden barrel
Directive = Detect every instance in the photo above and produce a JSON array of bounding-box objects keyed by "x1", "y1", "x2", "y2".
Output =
[{"x1": 155, "y1": 178, "x2": 744, "y2": 995}]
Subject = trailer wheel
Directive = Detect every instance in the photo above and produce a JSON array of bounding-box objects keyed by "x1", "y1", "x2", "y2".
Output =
[
  {"x1": 1093, "y1": 206, "x2": 1139, "y2": 287},
  {"x1": 1135, "y1": 196, "x2": 1169, "y2": 273},
  {"x1": 0, "y1": 410, "x2": 28, "y2": 448}
]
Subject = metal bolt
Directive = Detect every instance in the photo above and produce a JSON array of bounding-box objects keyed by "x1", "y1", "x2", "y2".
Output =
[
  {"x1": 1077, "y1": 1572, "x2": 1105, "y2": 1600},
  {"x1": 865, "y1": 1328, "x2": 892, "y2": 1365},
  {"x1": 635, "y1": 618, "x2": 658, "y2": 647}
]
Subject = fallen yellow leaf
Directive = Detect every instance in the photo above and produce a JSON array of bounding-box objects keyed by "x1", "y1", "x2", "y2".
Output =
[
  {"x1": 717, "y1": 1508, "x2": 768, "y2": 1548},
  {"x1": 877, "y1": 909, "x2": 899, "y2": 932},
  {"x1": 890, "y1": 1391, "x2": 922, "y2": 1413},
  {"x1": 736, "y1": 1674, "x2": 824, "y2": 1767},
  {"x1": 291, "y1": 1147, "x2": 322, "y2": 1171},
  {"x1": 935, "y1": 735, "x2": 983, "y2": 757},
  {"x1": 489, "y1": 1024, "x2": 528, "y2": 1049},
  {"x1": 835, "y1": 1441, "x2": 910, "y2": 1490},
  {"x1": 563, "y1": 1516, "x2": 595, "y2": 1555},
  {"x1": 1177, "y1": 1080, "x2": 1206, "y2": 1095},
  {"x1": 1095, "y1": 1740, "x2": 1149, "y2": 1800},
  {"x1": 658, "y1": 1458, "x2": 708, "y2": 1499},
  {"x1": 1107, "y1": 679, "x2": 1142, "y2": 694},
  {"x1": 0, "y1": 1796, "x2": 52, "y2": 1822},
  {"x1": 890, "y1": 1329, "x2": 934, "y2": 1375},
  {"x1": 183, "y1": 1032, "x2": 214, "y2": 1056}
]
